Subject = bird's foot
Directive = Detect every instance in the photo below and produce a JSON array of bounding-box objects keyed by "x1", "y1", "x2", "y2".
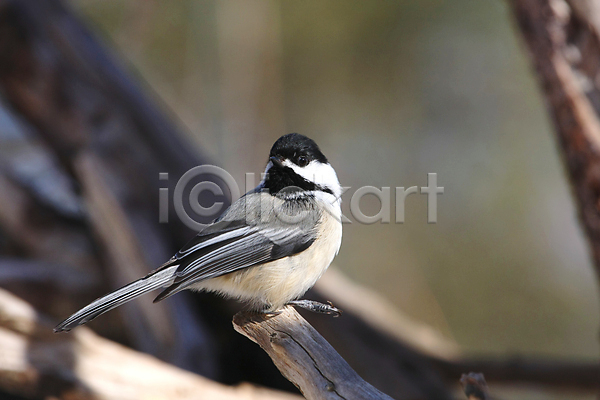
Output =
[{"x1": 286, "y1": 300, "x2": 342, "y2": 317}]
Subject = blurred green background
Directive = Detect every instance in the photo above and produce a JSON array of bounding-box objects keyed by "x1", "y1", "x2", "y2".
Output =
[{"x1": 70, "y1": 0, "x2": 599, "y2": 366}]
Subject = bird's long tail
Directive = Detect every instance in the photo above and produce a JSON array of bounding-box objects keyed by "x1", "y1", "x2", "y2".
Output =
[{"x1": 53, "y1": 265, "x2": 178, "y2": 333}]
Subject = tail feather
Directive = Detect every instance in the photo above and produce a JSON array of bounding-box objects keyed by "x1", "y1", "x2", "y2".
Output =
[{"x1": 53, "y1": 265, "x2": 178, "y2": 333}]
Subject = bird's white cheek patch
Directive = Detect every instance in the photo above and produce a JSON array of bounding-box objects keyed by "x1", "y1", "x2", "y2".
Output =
[{"x1": 281, "y1": 160, "x2": 341, "y2": 198}]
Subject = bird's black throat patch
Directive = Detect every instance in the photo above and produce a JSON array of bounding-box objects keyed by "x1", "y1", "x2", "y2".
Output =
[{"x1": 262, "y1": 164, "x2": 333, "y2": 196}]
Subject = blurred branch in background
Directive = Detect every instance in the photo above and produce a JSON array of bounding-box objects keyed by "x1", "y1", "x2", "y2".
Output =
[
  {"x1": 233, "y1": 307, "x2": 395, "y2": 400},
  {"x1": 0, "y1": 288, "x2": 300, "y2": 400},
  {"x1": 510, "y1": 0, "x2": 600, "y2": 300}
]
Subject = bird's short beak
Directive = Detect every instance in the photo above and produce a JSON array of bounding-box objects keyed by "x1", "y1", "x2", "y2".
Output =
[{"x1": 270, "y1": 156, "x2": 284, "y2": 168}]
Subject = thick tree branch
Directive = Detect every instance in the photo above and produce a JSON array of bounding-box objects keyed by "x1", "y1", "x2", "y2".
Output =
[{"x1": 233, "y1": 307, "x2": 394, "y2": 400}]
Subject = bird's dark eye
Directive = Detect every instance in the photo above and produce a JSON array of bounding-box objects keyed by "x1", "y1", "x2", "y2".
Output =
[{"x1": 297, "y1": 155, "x2": 309, "y2": 167}]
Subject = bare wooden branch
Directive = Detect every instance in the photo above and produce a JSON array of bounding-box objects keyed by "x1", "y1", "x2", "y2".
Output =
[
  {"x1": 233, "y1": 306, "x2": 394, "y2": 400},
  {"x1": 0, "y1": 288, "x2": 300, "y2": 400}
]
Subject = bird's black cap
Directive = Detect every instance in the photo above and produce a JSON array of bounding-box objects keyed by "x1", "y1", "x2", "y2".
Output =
[{"x1": 269, "y1": 133, "x2": 328, "y2": 165}]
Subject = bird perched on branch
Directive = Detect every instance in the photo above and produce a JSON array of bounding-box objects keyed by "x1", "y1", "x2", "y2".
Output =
[{"x1": 55, "y1": 133, "x2": 343, "y2": 332}]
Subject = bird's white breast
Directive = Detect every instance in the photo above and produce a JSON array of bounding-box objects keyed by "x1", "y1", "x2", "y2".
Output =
[{"x1": 196, "y1": 196, "x2": 342, "y2": 311}]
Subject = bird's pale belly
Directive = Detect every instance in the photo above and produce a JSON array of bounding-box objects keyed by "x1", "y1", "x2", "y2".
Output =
[{"x1": 193, "y1": 210, "x2": 342, "y2": 311}]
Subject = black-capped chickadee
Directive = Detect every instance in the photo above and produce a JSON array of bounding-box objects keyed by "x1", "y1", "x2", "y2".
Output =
[{"x1": 54, "y1": 133, "x2": 343, "y2": 332}]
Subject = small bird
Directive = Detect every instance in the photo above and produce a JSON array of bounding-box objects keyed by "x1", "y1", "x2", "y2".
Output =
[{"x1": 54, "y1": 133, "x2": 343, "y2": 332}]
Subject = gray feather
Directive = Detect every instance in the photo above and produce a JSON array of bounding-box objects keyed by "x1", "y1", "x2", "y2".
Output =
[{"x1": 53, "y1": 265, "x2": 178, "y2": 332}]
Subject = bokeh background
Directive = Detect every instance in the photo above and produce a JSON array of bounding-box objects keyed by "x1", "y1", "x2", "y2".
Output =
[
  {"x1": 66, "y1": 0, "x2": 599, "y2": 360},
  {"x1": 1, "y1": 1, "x2": 597, "y2": 398}
]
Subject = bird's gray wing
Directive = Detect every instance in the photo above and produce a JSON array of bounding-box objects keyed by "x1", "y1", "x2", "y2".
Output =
[{"x1": 153, "y1": 193, "x2": 319, "y2": 302}]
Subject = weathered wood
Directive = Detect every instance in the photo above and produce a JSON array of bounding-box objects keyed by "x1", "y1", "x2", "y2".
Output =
[
  {"x1": 233, "y1": 307, "x2": 394, "y2": 400},
  {"x1": 0, "y1": 288, "x2": 300, "y2": 400}
]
